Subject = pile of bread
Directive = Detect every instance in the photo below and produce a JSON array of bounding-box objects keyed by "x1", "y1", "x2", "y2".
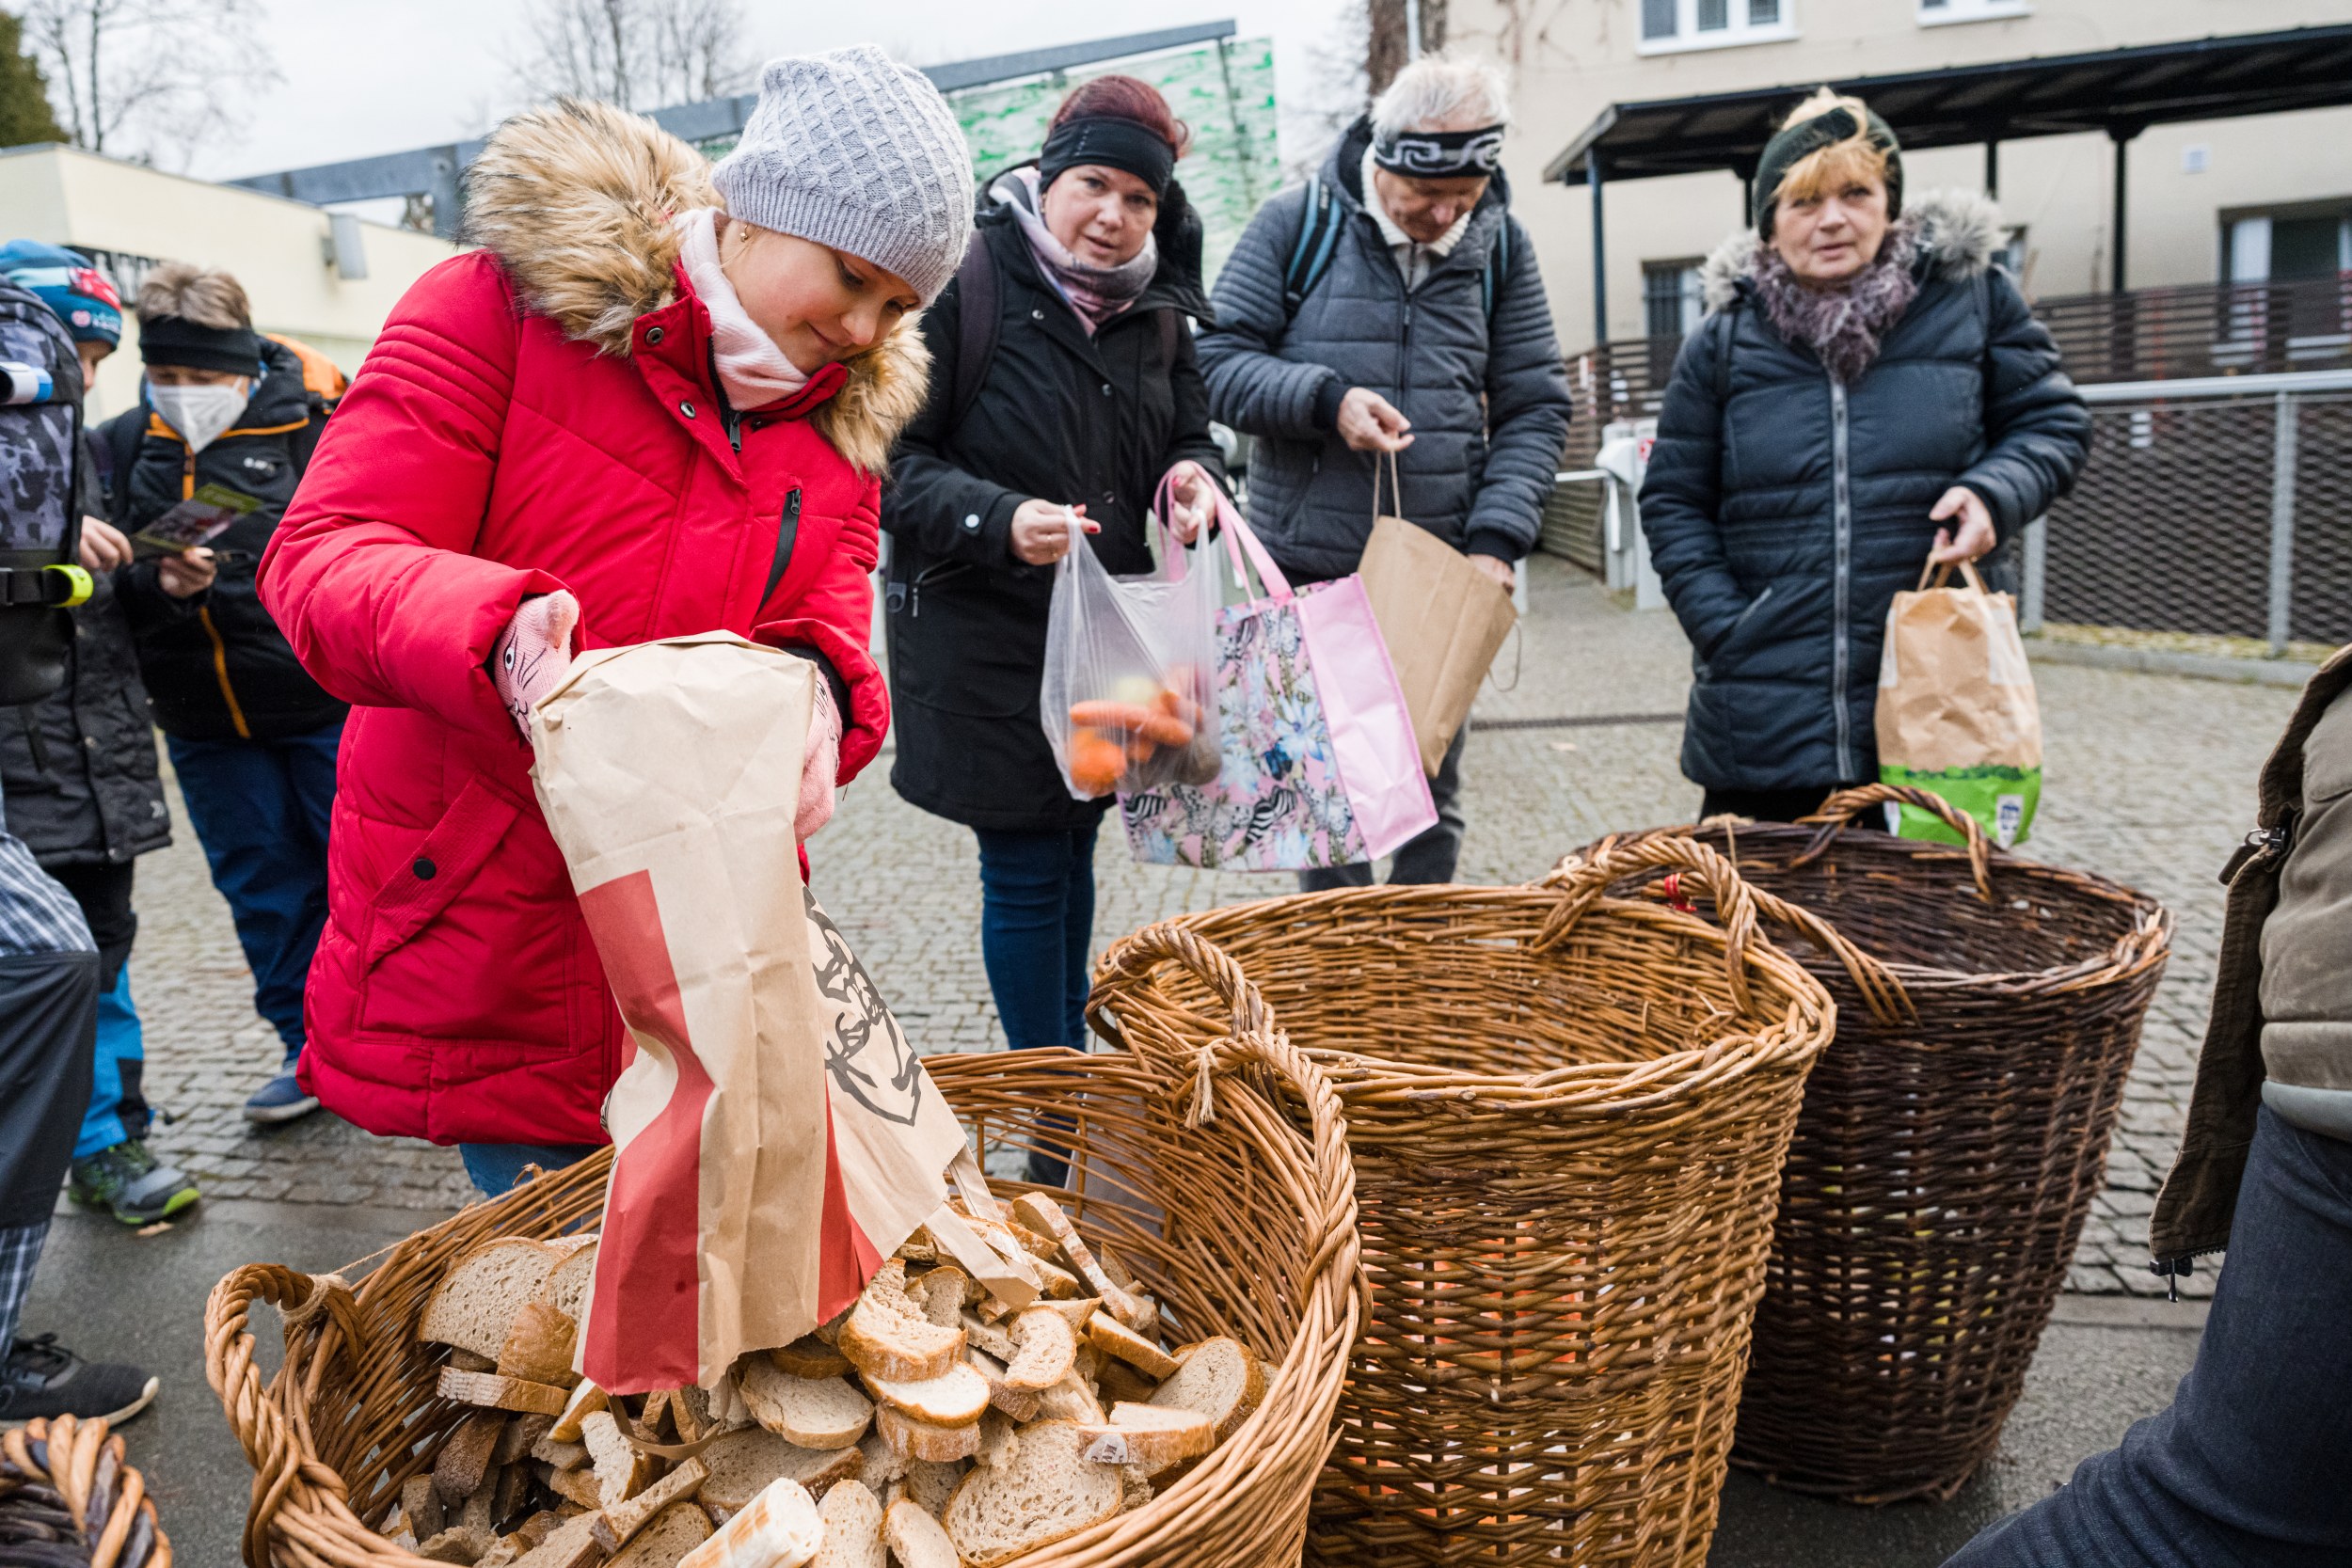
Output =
[{"x1": 385, "y1": 1192, "x2": 1269, "y2": 1568}]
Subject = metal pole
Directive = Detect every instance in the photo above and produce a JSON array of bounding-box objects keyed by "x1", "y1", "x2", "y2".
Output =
[
  {"x1": 1589, "y1": 150, "x2": 1608, "y2": 346},
  {"x1": 1405, "y1": 0, "x2": 1422, "y2": 60},
  {"x1": 1984, "y1": 140, "x2": 1999, "y2": 199},
  {"x1": 2109, "y1": 129, "x2": 2132, "y2": 293},
  {"x1": 2269, "y1": 389, "x2": 2299, "y2": 655}
]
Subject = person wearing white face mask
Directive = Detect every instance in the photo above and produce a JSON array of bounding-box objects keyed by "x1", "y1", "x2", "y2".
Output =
[{"x1": 96, "y1": 261, "x2": 346, "y2": 1127}]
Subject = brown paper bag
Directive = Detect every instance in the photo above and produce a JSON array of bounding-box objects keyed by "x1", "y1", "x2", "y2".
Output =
[
  {"x1": 1359, "y1": 512, "x2": 1518, "y2": 777},
  {"x1": 1875, "y1": 561, "x2": 2043, "y2": 847},
  {"x1": 529, "y1": 633, "x2": 1026, "y2": 1393}
]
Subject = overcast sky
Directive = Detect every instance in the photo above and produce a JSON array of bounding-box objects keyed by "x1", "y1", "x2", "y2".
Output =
[{"x1": 192, "y1": 0, "x2": 1359, "y2": 183}]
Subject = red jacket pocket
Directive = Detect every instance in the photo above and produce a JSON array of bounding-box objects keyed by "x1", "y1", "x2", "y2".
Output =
[{"x1": 362, "y1": 779, "x2": 524, "y2": 969}]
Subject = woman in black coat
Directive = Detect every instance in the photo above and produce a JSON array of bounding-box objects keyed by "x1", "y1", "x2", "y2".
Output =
[
  {"x1": 883, "y1": 77, "x2": 1224, "y2": 1084},
  {"x1": 1641, "y1": 89, "x2": 2090, "y2": 821}
]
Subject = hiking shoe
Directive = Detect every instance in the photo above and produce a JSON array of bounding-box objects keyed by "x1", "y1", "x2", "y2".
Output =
[
  {"x1": 68, "y1": 1140, "x2": 201, "y2": 1226},
  {"x1": 0, "y1": 1335, "x2": 157, "y2": 1429},
  {"x1": 244, "y1": 1057, "x2": 318, "y2": 1125}
]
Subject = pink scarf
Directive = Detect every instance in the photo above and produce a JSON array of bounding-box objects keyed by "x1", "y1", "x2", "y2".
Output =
[{"x1": 674, "y1": 208, "x2": 809, "y2": 409}]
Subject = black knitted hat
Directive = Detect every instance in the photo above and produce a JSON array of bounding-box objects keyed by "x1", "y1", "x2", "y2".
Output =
[{"x1": 1753, "y1": 99, "x2": 1904, "y2": 237}]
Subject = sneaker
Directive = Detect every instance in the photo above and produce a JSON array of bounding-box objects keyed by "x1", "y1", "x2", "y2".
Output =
[
  {"x1": 244, "y1": 1056, "x2": 319, "y2": 1125},
  {"x1": 0, "y1": 1335, "x2": 157, "y2": 1429},
  {"x1": 68, "y1": 1140, "x2": 202, "y2": 1226}
]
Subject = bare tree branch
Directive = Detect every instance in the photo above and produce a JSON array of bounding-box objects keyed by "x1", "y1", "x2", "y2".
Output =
[
  {"x1": 18, "y1": 0, "x2": 278, "y2": 166},
  {"x1": 509, "y1": 0, "x2": 752, "y2": 114}
]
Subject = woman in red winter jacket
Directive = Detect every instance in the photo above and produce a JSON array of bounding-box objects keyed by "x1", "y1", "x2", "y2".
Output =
[{"x1": 259, "y1": 50, "x2": 977, "y2": 1195}]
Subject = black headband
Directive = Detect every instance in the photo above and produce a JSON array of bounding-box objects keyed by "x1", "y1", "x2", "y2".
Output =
[
  {"x1": 1372, "y1": 122, "x2": 1505, "y2": 179},
  {"x1": 1040, "y1": 117, "x2": 1176, "y2": 198},
  {"x1": 1753, "y1": 103, "x2": 1905, "y2": 234},
  {"x1": 138, "y1": 313, "x2": 261, "y2": 376}
]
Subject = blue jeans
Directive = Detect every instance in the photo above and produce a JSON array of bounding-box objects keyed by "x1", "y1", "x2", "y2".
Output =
[
  {"x1": 73, "y1": 965, "x2": 146, "y2": 1158},
  {"x1": 975, "y1": 816, "x2": 1102, "y2": 1054},
  {"x1": 1945, "y1": 1105, "x2": 2352, "y2": 1568},
  {"x1": 166, "y1": 721, "x2": 341, "y2": 1059},
  {"x1": 459, "y1": 1142, "x2": 602, "y2": 1197}
]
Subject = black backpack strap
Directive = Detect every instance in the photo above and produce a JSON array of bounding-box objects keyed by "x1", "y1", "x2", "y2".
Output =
[
  {"x1": 1280, "y1": 175, "x2": 1341, "y2": 322},
  {"x1": 1158, "y1": 308, "x2": 1181, "y2": 368},
  {"x1": 1480, "y1": 216, "x2": 1512, "y2": 327},
  {"x1": 103, "y1": 406, "x2": 143, "y2": 531},
  {"x1": 947, "y1": 234, "x2": 998, "y2": 436},
  {"x1": 1713, "y1": 297, "x2": 1742, "y2": 407}
]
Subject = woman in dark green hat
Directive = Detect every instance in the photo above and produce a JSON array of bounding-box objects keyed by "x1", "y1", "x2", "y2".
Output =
[{"x1": 1639, "y1": 87, "x2": 2091, "y2": 822}]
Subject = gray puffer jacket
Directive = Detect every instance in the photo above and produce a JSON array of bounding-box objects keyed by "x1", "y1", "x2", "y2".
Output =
[{"x1": 1198, "y1": 117, "x2": 1572, "y2": 580}]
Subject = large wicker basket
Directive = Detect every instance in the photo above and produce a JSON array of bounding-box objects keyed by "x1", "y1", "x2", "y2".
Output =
[
  {"x1": 1091, "y1": 837, "x2": 1835, "y2": 1568},
  {"x1": 202, "y1": 1019, "x2": 1360, "y2": 1568},
  {"x1": 1568, "y1": 784, "x2": 2172, "y2": 1502}
]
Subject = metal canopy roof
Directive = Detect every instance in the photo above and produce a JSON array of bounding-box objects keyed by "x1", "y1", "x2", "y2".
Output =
[{"x1": 1544, "y1": 24, "x2": 2352, "y2": 186}]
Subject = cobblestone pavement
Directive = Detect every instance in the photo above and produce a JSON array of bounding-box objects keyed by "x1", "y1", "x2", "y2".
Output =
[{"x1": 125, "y1": 556, "x2": 2296, "y2": 1291}]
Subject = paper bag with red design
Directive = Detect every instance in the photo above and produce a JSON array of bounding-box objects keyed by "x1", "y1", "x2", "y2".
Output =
[{"x1": 529, "y1": 633, "x2": 991, "y2": 1393}]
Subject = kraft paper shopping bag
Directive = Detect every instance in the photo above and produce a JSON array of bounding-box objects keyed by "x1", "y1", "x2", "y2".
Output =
[
  {"x1": 1876, "y1": 561, "x2": 2044, "y2": 847},
  {"x1": 1359, "y1": 508, "x2": 1518, "y2": 778}
]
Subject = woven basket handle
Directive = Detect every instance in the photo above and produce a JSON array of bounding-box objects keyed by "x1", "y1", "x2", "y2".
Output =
[
  {"x1": 204, "y1": 1264, "x2": 427, "y2": 1568},
  {"x1": 1534, "y1": 834, "x2": 1766, "y2": 1016},
  {"x1": 1091, "y1": 922, "x2": 1366, "y2": 1315},
  {"x1": 1800, "y1": 783, "x2": 1994, "y2": 901}
]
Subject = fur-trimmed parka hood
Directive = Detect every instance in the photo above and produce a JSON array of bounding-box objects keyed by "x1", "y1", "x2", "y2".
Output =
[
  {"x1": 460, "y1": 97, "x2": 928, "y2": 476},
  {"x1": 1697, "y1": 187, "x2": 2005, "y2": 314}
]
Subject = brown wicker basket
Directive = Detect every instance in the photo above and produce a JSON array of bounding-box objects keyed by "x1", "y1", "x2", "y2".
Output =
[
  {"x1": 202, "y1": 1018, "x2": 1360, "y2": 1568},
  {"x1": 1090, "y1": 837, "x2": 1835, "y2": 1568},
  {"x1": 1565, "y1": 784, "x2": 2172, "y2": 1503},
  {"x1": 1, "y1": 1414, "x2": 170, "y2": 1567}
]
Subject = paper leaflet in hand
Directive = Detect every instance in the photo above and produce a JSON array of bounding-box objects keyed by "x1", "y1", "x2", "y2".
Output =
[
  {"x1": 130, "y1": 482, "x2": 258, "y2": 559},
  {"x1": 529, "y1": 632, "x2": 1034, "y2": 1392}
]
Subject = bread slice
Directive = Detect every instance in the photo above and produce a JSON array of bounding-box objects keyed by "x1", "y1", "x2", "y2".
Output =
[
  {"x1": 421, "y1": 1241, "x2": 571, "y2": 1361},
  {"x1": 497, "y1": 1301, "x2": 580, "y2": 1388},
  {"x1": 694, "y1": 1429, "x2": 863, "y2": 1514},
  {"x1": 768, "y1": 1336, "x2": 850, "y2": 1381},
  {"x1": 609, "y1": 1500, "x2": 710, "y2": 1568},
  {"x1": 1094, "y1": 1356, "x2": 1158, "y2": 1407},
  {"x1": 809, "y1": 1478, "x2": 883, "y2": 1568},
  {"x1": 1149, "y1": 1338, "x2": 1266, "y2": 1443},
  {"x1": 902, "y1": 1458, "x2": 962, "y2": 1518},
  {"x1": 1035, "y1": 1369, "x2": 1104, "y2": 1426},
  {"x1": 852, "y1": 1430, "x2": 903, "y2": 1496},
  {"x1": 532, "y1": 1239, "x2": 599, "y2": 1325},
  {"x1": 439, "y1": 1368, "x2": 570, "y2": 1417},
  {"x1": 548, "y1": 1381, "x2": 607, "y2": 1444},
  {"x1": 960, "y1": 1311, "x2": 1018, "y2": 1364},
  {"x1": 881, "y1": 1498, "x2": 959, "y2": 1568},
  {"x1": 837, "y1": 1260, "x2": 963, "y2": 1384},
  {"x1": 964, "y1": 1349, "x2": 1041, "y2": 1423},
  {"x1": 539, "y1": 1461, "x2": 603, "y2": 1512},
  {"x1": 738, "y1": 1364, "x2": 872, "y2": 1449},
  {"x1": 591, "y1": 1457, "x2": 707, "y2": 1553},
  {"x1": 530, "y1": 1433, "x2": 586, "y2": 1471},
  {"x1": 1120, "y1": 1465, "x2": 1152, "y2": 1513},
  {"x1": 676, "y1": 1477, "x2": 819, "y2": 1568},
  {"x1": 906, "y1": 1266, "x2": 970, "y2": 1328},
  {"x1": 432, "y1": 1412, "x2": 508, "y2": 1504},
  {"x1": 940, "y1": 1420, "x2": 1125, "y2": 1568},
  {"x1": 417, "y1": 1524, "x2": 495, "y2": 1563},
  {"x1": 859, "y1": 1361, "x2": 989, "y2": 1427},
  {"x1": 1001, "y1": 1308, "x2": 1077, "y2": 1393},
  {"x1": 511, "y1": 1511, "x2": 603, "y2": 1568},
  {"x1": 1076, "y1": 1403, "x2": 1213, "y2": 1474},
  {"x1": 492, "y1": 1414, "x2": 556, "y2": 1469},
  {"x1": 973, "y1": 1409, "x2": 1020, "y2": 1472},
  {"x1": 1086, "y1": 1312, "x2": 1178, "y2": 1380},
  {"x1": 873, "y1": 1403, "x2": 980, "y2": 1464},
  {"x1": 580, "y1": 1409, "x2": 654, "y2": 1507}
]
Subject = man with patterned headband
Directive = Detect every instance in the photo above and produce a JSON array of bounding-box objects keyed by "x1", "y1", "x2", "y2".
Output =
[{"x1": 1200, "y1": 55, "x2": 1571, "y2": 890}]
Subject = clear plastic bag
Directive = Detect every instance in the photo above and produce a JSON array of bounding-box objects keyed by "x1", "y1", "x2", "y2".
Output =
[{"x1": 1041, "y1": 501, "x2": 1222, "y2": 801}]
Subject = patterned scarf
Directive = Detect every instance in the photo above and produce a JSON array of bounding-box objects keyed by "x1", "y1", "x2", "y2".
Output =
[
  {"x1": 993, "y1": 167, "x2": 1157, "y2": 334},
  {"x1": 1746, "y1": 219, "x2": 1920, "y2": 387}
]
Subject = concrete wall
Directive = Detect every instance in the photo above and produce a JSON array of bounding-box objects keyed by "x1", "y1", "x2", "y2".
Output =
[
  {"x1": 1440, "y1": 0, "x2": 2352, "y2": 349},
  {"x1": 0, "y1": 144, "x2": 459, "y2": 420}
]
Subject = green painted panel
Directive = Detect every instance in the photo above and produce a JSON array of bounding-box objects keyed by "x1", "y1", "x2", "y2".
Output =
[{"x1": 692, "y1": 37, "x2": 1280, "y2": 285}]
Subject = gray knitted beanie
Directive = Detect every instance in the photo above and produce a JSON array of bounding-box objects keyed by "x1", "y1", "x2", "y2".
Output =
[{"x1": 712, "y1": 45, "x2": 975, "y2": 305}]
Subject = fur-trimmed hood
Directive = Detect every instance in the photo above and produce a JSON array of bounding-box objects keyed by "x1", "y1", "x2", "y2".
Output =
[
  {"x1": 1697, "y1": 187, "x2": 2005, "y2": 314},
  {"x1": 460, "y1": 97, "x2": 928, "y2": 476}
]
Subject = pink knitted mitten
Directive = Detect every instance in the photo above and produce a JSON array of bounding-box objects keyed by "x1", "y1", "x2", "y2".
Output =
[{"x1": 491, "y1": 591, "x2": 580, "y2": 738}]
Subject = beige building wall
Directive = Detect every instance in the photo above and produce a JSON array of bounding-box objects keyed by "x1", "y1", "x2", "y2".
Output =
[
  {"x1": 1443, "y1": 0, "x2": 2352, "y2": 349},
  {"x1": 0, "y1": 144, "x2": 459, "y2": 420}
]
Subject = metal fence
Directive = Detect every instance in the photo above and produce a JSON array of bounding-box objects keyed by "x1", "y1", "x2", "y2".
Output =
[{"x1": 2025, "y1": 371, "x2": 2352, "y2": 652}]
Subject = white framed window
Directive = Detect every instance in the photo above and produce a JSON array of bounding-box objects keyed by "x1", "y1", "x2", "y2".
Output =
[
  {"x1": 1638, "y1": 0, "x2": 1798, "y2": 55},
  {"x1": 1917, "y1": 0, "x2": 2033, "y2": 26}
]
